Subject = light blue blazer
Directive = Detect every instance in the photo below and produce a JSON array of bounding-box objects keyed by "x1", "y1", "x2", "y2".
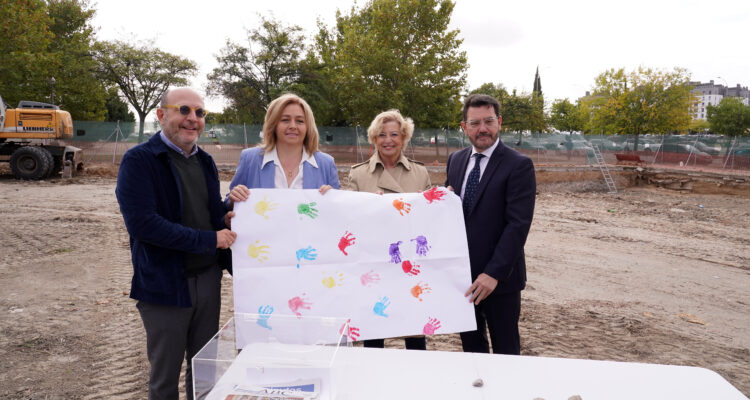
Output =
[{"x1": 225, "y1": 147, "x2": 340, "y2": 206}]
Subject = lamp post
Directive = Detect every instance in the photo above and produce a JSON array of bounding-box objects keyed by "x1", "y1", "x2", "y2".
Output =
[{"x1": 49, "y1": 77, "x2": 56, "y2": 105}]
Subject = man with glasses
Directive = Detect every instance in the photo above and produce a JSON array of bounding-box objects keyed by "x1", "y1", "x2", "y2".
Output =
[
  {"x1": 446, "y1": 94, "x2": 536, "y2": 355},
  {"x1": 116, "y1": 87, "x2": 236, "y2": 399}
]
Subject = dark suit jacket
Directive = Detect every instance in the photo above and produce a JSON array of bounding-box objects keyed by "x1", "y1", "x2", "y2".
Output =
[{"x1": 446, "y1": 140, "x2": 536, "y2": 294}]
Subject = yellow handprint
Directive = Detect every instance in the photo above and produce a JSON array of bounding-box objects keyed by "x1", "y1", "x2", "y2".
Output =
[
  {"x1": 322, "y1": 272, "x2": 344, "y2": 288},
  {"x1": 247, "y1": 240, "x2": 270, "y2": 262},
  {"x1": 254, "y1": 197, "x2": 278, "y2": 219}
]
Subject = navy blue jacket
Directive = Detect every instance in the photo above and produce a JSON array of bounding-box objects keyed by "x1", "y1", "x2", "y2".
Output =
[
  {"x1": 116, "y1": 133, "x2": 231, "y2": 307},
  {"x1": 445, "y1": 140, "x2": 536, "y2": 293}
]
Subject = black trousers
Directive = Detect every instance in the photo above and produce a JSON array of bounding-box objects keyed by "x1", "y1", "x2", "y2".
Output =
[
  {"x1": 363, "y1": 336, "x2": 426, "y2": 350},
  {"x1": 460, "y1": 290, "x2": 521, "y2": 355},
  {"x1": 137, "y1": 265, "x2": 222, "y2": 400}
]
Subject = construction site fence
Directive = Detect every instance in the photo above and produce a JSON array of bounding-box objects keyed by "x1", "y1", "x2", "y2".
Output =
[{"x1": 69, "y1": 121, "x2": 750, "y2": 171}]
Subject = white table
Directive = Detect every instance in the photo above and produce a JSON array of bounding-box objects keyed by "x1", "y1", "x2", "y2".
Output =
[{"x1": 205, "y1": 345, "x2": 747, "y2": 399}]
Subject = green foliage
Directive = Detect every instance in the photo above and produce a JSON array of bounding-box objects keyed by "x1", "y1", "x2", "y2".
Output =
[
  {"x1": 93, "y1": 40, "x2": 197, "y2": 141},
  {"x1": 587, "y1": 67, "x2": 694, "y2": 149},
  {"x1": 46, "y1": 0, "x2": 108, "y2": 120},
  {"x1": 104, "y1": 87, "x2": 135, "y2": 122},
  {"x1": 207, "y1": 15, "x2": 305, "y2": 124},
  {"x1": 549, "y1": 98, "x2": 584, "y2": 132},
  {"x1": 311, "y1": 0, "x2": 468, "y2": 128},
  {"x1": 707, "y1": 97, "x2": 750, "y2": 137}
]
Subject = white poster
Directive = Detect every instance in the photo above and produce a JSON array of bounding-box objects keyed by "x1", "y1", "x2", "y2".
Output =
[{"x1": 231, "y1": 187, "x2": 476, "y2": 343}]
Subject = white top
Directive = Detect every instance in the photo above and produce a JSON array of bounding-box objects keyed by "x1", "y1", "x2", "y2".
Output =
[
  {"x1": 262, "y1": 146, "x2": 318, "y2": 189},
  {"x1": 460, "y1": 138, "x2": 500, "y2": 199}
]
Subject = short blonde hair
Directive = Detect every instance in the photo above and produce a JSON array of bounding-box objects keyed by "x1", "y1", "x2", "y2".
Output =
[
  {"x1": 261, "y1": 93, "x2": 319, "y2": 154},
  {"x1": 366, "y1": 109, "x2": 414, "y2": 146}
]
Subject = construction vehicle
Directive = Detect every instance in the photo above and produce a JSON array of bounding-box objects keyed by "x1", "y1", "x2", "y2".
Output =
[{"x1": 0, "y1": 94, "x2": 85, "y2": 180}]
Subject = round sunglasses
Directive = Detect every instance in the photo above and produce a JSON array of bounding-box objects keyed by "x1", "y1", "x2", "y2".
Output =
[{"x1": 162, "y1": 104, "x2": 208, "y2": 118}]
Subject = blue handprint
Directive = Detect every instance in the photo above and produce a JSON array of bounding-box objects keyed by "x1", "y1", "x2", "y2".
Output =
[
  {"x1": 256, "y1": 305, "x2": 274, "y2": 330},
  {"x1": 373, "y1": 296, "x2": 391, "y2": 318},
  {"x1": 296, "y1": 246, "x2": 318, "y2": 268}
]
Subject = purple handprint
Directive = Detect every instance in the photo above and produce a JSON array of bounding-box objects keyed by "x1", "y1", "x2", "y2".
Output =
[
  {"x1": 388, "y1": 241, "x2": 403, "y2": 263},
  {"x1": 411, "y1": 235, "x2": 431, "y2": 256}
]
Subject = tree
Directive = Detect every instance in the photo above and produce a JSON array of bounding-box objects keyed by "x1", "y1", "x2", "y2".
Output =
[
  {"x1": 0, "y1": 0, "x2": 54, "y2": 106},
  {"x1": 104, "y1": 87, "x2": 135, "y2": 122},
  {"x1": 549, "y1": 98, "x2": 584, "y2": 133},
  {"x1": 93, "y1": 40, "x2": 197, "y2": 141},
  {"x1": 589, "y1": 67, "x2": 694, "y2": 151},
  {"x1": 311, "y1": 0, "x2": 467, "y2": 128},
  {"x1": 207, "y1": 15, "x2": 305, "y2": 124},
  {"x1": 471, "y1": 84, "x2": 545, "y2": 137},
  {"x1": 46, "y1": 0, "x2": 108, "y2": 120},
  {"x1": 707, "y1": 97, "x2": 750, "y2": 137}
]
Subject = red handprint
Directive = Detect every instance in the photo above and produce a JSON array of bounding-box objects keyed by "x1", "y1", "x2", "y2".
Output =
[
  {"x1": 423, "y1": 187, "x2": 447, "y2": 204},
  {"x1": 338, "y1": 231, "x2": 356, "y2": 255},
  {"x1": 401, "y1": 260, "x2": 421, "y2": 276},
  {"x1": 423, "y1": 317, "x2": 442, "y2": 335},
  {"x1": 288, "y1": 294, "x2": 312, "y2": 319},
  {"x1": 338, "y1": 318, "x2": 361, "y2": 341},
  {"x1": 360, "y1": 270, "x2": 381, "y2": 286},
  {"x1": 392, "y1": 198, "x2": 412, "y2": 216}
]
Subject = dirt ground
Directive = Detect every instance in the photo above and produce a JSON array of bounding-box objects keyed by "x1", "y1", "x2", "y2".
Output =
[{"x1": 0, "y1": 163, "x2": 748, "y2": 399}]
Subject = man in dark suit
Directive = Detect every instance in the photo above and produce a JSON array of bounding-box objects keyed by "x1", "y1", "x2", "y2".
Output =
[{"x1": 446, "y1": 94, "x2": 536, "y2": 355}]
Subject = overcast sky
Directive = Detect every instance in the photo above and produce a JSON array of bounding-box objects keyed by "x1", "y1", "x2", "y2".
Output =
[{"x1": 93, "y1": 0, "x2": 749, "y2": 119}]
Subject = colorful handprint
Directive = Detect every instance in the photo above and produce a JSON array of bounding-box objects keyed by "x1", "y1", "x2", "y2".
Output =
[
  {"x1": 256, "y1": 305, "x2": 274, "y2": 330},
  {"x1": 360, "y1": 270, "x2": 381, "y2": 287},
  {"x1": 338, "y1": 231, "x2": 356, "y2": 255},
  {"x1": 422, "y1": 187, "x2": 447, "y2": 204},
  {"x1": 297, "y1": 202, "x2": 319, "y2": 219},
  {"x1": 423, "y1": 317, "x2": 442, "y2": 335},
  {"x1": 410, "y1": 282, "x2": 432, "y2": 301},
  {"x1": 322, "y1": 272, "x2": 344, "y2": 288},
  {"x1": 247, "y1": 241, "x2": 270, "y2": 262},
  {"x1": 373, "y1": 296, "x2": 390, "y2": 317},
  {"x1": 254, "y1": 197, "x2": 278, "y2": 219},
  {"x1": 295, "y1": 246, "x2": 318, "y2": 269},
  {"x1": 389, "y1": 241, "x2": 403, "y2": 263},
  {"x1": 401, "y1": 260, "x2": 421, "y2": 276},
  {"x1": 411, "y1": 235, "x2": 431, "y2": 256},
  {"x1": 338, "y1": 318, "x2": 360, "y2": 341},
  {"x1": 288, "y1": 294, "x2": 312, "y2": 319},
  {"x1": 392, "y1": 198, "x2": 412, "y2": 216}
]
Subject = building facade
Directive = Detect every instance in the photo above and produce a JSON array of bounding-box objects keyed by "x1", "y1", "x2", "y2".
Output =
[{"x1": 690, "y1": 80, "x2": 750, "y2": 120}]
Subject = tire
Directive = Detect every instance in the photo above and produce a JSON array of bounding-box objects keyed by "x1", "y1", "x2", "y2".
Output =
[{"x1": 9, "y1": 146, "x2": 53, "y2": 180}]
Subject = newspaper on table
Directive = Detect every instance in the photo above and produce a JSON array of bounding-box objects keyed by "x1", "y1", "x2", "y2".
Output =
[{"x1": 222, "y1": 379, "x2": 321, "y2": 399}]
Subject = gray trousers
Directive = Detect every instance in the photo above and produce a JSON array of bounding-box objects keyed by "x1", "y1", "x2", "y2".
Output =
[{"x1": 137, "y1": 265, "x2": 223, "y2": 400}]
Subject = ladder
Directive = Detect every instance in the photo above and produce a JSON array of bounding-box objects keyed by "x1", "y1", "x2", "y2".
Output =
[{"x1": 591, "y1": 144, "x2": 617, "y2": 193}]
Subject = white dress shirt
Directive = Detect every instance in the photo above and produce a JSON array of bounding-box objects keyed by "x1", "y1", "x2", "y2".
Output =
[
  {"x1": 460, "y1": 138, "x2": 500, "y2": 199},
  {"x1": 262, "y1": 146, "x2": 318, "y2": 189}
]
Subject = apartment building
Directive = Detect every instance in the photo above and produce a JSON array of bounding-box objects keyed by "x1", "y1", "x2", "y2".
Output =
[{"x1": 690, "y1": 80, "x2": 750, "y2": 120}]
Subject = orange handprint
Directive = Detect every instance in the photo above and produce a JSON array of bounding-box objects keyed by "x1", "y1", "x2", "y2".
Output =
[
  {"x1": 392, "y1": 198, "x2": 412, "y2": 216},
  {"x1": 410, "y1": 282, "x2": 432, "y2": 301}
]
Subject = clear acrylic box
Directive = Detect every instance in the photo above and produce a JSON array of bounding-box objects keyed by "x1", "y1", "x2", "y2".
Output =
[{"x1": 193, "y1": 313, "x2": 350, "y2": 400}]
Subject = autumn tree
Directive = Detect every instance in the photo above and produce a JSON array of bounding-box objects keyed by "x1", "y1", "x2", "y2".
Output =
[
  {"x1": 589, "y1": 67, "x2": 694, "y2": 150},
  {"x1": 207, "y1": 15, "x2": 305, "y2": 124},
  {"x1": 311, "y1": 0, "x2": 467, "y2": 128},
  {"x1": 93, "y1": 40, "x2": 197, "y2": 141}
]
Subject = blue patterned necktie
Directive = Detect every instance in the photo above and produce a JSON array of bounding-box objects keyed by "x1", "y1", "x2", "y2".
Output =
[{"x1": 463, "y1": 153, "x2": 484, "y2": 215}]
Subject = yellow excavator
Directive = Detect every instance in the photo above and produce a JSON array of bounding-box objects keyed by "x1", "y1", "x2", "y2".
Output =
[{"x1": 0, "y1": 94, "x2": 84, "y2": 179}]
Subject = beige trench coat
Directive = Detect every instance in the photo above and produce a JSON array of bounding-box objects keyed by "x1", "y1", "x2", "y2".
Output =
[{"x1": 347, "y1": 152, "x2": 431, "y2": 193}]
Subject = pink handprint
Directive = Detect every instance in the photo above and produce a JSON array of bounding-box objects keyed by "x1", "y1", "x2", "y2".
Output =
[
  {"x1": 360, "y1": 270, "x2": 381, "y2": 286},
  {"x1": 423, "y1": 317, "x2": 442, "y2": 335},
  {"x1": 338, "y1": 231, "x2": 356, "y2": 255},
  {"x1": 423, "y1": 187, "x2": 447, "y2": 204},
  {"x1": 392, "y1": 198, "x2": 412, "y2": 216},
  {"x1": 338, "y1": 318, "x2": 360, "y2": 341},
  {"x1": 401, "y1": 260, "x2": 421, "y2": 276},
  {"x1": 288, "y1": 294, "x2": 312, "y2": 319}
]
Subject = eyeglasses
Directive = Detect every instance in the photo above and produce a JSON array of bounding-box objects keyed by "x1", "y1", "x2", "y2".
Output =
[
  {"x1": 162, "y1": 104, "x2": 208, "y2": 118},
  {"x1": 466, "y1": 116, "x2": 499, "y2": 129}
]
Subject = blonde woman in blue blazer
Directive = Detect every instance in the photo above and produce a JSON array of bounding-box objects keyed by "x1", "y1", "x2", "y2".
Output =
[{"x1": 226, "y1": 93, "x2": 340, "y2": 207}]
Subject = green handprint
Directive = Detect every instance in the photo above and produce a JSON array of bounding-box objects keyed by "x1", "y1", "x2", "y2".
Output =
[{"x1": 297, "y1": 202, "x2": 319, "y2": 219}]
